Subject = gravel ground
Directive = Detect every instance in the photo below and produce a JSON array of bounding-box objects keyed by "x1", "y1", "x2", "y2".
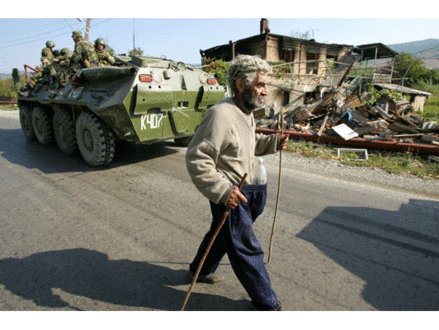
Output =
[{"x1": 264, "y1": 151, "x2": 439, "y2": 200}]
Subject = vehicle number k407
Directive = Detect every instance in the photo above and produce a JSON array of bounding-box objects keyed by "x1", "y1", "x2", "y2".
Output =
[{"x1": 141, "y1": 114, "x2": 164, "y2": 130}]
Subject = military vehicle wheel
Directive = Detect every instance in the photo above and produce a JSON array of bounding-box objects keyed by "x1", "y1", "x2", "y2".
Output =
[
  {"x1": 76, "y1": 111, "x2": 115, "y2": 167},
  {"x1": 19, "y1": 104, "x2": 35, "y2": 140},
  {"x1": 174, "y1": 136, "x2": 193, "y2": 146},
  {"x1": 53, "y1": 108, "x2": 77, "y2": 156},
  {"x1": 32, "y1": 106, "x2": 53, "y2": 145}
]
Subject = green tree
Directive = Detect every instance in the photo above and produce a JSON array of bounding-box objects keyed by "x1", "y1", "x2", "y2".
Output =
[
  {"x1": 202, "y1": 57, "x2": 230, "y2": 86},
  {"x1": 426, "y1": 67, "x2": 439, "y2": 85},
  {"x1": 129, "y1": 47, "x2": 144, "y2": 56},
  {"x1": 0, "y1": 76, "x2": 25, "y2": 97},
  {"x1": 393, "y1": 52, "x2": 428, "y2": 87}
]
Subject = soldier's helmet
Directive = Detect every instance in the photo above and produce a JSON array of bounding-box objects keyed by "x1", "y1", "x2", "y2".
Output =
[
  {"x1": 61, "y1": 48, "x2": 73, "y2": 58},
  {"x1": 95, "y1": 38, "x2": 106, "y2": 48},
  {"x1": 46, "y1": 41, "x2": 55, "y2": 48}
]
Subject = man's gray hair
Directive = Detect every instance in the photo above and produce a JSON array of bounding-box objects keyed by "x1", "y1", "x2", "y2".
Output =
[{"x1": 227, "y1": 55, "x2": 271, "y2": 95}]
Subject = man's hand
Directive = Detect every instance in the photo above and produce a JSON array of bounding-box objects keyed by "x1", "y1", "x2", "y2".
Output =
[
  {"x1": 279, "y1": 133, "x2": 289, "y2": 150},
  {"x1": 226, "y1": 186, "x2": 248, "y2": 209}
]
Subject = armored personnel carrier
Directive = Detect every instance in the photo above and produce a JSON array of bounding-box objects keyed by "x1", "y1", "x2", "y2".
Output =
[{"x1": 13, "y1": 55, "x2": 225, "y2": 166}]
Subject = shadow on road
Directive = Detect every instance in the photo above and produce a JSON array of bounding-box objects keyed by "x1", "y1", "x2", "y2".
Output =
[
  {"x1": 297, "y1": 198, "x2": 439, "y2": 311},
  {"x1": 0, "y1": 127, "x2": 181, "y2": 174},
  {"x1": 0, "y1": 248, "x2": 247, "y2": 311}
]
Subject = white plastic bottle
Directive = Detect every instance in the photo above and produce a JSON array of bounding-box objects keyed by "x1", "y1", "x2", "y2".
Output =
[{"x1": 253, "y1": 157, "x2": 267, "y2": 184}]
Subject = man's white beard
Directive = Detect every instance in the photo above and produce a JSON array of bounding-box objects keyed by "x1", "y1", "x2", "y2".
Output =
[{"x1": 242, "y1": 88, "x2": 265, "y2": 112}]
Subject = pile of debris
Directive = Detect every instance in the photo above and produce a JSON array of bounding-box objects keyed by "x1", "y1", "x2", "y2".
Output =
[{"x1": 257, "y1": 90, "x2": 439, "y2": 149}]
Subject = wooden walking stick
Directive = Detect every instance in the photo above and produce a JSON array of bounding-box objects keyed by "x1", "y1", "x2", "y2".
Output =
[
  {"x1": 268, "y1": 112, "x2": 284, "y2": 263},
  {"x1": 180, "y1": 173, "x2": 248, "y2": 311}
]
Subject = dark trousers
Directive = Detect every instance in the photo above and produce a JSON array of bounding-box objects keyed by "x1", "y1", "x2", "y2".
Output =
[{"x1": 189, "y1": 184, "x2": 278, "y2": 308}]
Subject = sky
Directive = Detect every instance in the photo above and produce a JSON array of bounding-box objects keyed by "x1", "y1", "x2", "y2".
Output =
[{"x1": 1, "y1": 2, "x2": 438, "y2": 74}]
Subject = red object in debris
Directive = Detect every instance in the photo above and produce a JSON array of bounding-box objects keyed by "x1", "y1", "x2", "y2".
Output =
[{"x1": 256, "y1": 128, "x2": 439, "y2": 155}]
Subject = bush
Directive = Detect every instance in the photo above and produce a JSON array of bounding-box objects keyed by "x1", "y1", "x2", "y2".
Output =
[
  {"x1": 364, "y1": 83, "x2": 403, "y2": 106},
  {"x1": 411, "y1": 81, "x2": 439, "y2": 95},
  {"x1": 202, "y1": 57, "x2": 230, "y2": 86},
  {"x1": 0, "y1": 76, "x2": 26, "y2": 97}
]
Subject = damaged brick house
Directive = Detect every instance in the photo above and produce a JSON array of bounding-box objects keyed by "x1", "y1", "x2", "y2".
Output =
[
  {"x1": 199, "y1": 19, "x2": 438, "y2": 153},
  {"x1": 199, "y1": 18, "x2": 354, "y2": 112}
]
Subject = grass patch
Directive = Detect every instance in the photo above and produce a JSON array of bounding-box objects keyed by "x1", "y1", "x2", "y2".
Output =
[
  {"x1": 285, "y1": 140, "x2": 439, "y2": 179},
  {"x1": 423, "y1": 94, "x2": 439, "y2": 121},
  {"x1": 0, "y1": 104, "x2": 19, "y2": 110},
  {"x1": 285, "y1": 96, "x2": 439, "y2": 179}
]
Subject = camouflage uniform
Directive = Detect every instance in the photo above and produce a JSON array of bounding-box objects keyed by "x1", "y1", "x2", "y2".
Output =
[
  {"x1": 41, "y1": 47, "x2": 53, "y2": 64},
  {"x1": 41, "y1": 41, "x2": 55, "y2": 66},
  {"x1": 52, "y1": 48, "x2": 75, "y2": 86},
  {"x1": 49, "y1": 48, "x2": 72, "y2": 75},
  {"x1": 96, "y1": 49, "x2": 116, "y2": 66},
  {"x1": 71, "y1": 32, "x2": 99, "y2": 71},
  {"x1": 29, "y1": 49, "x2": 60, "y2": 88},
  {"x1": 94, "y1": 38, "x2": 116, "y2": 66}
]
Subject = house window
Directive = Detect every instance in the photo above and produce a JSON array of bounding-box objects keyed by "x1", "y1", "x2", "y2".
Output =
[
  {"x1": 284, "y1": 49, "x2": 295, "y2": 63},
  {"x1": 306, "y1": 52, "x2": 319, "y2": 74}
]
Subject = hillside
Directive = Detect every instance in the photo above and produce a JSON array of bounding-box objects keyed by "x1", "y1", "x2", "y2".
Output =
[
  {"x1": 0, "y1": 73, "x2": 13, "y2": 80},
  {"x1": 0, "y1": 71, "x2": 25, "y2": 80},
  {"x1": 387, "y1": 38, "x2": 439, "y2": 69}
]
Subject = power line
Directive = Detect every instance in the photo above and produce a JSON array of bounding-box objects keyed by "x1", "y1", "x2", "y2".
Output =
[
  {"x1": 0, "y1": 19, "x2": 67, "y2": 41},
  {"x1": 90, "y1": 18, "x2": 114, "y2": 28},
  {"x1": 0, "y1": 19, "x2": 83, "y2": 47},
  {"x1": 0, "y1": 28, "x2": 73, "y2": 49},
  {"x1": 0, "y1": 18, "x2": 114, "y2": 50},
  {"x1": 0, "y1": 25, "x2": 76, "y2": 46}
]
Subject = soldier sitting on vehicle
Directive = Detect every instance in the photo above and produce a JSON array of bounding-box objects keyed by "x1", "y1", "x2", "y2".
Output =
[
  {"x1": 71, "y1": 31, "x2": 99, "y2": 72},
  {"x1": 52, "y1": 48, "x2": 75, "y2": 87},
  {"x1": 28, "y1": 49, "x2": 61, "y2": 88},
  {"x1": 94, "y1": 38, "x2": 116, "y2": 66},
  {"x1": 47, "y1": 48, "x2": 72, "y2": 75},
  {"x1": 41, "y1": 40, "x2": 55, "y2": 67}
]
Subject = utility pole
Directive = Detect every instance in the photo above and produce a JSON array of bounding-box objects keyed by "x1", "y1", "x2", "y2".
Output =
[
  {"x1": 85, "y1": 18, "x2": 91, "y2": 41},
  {"x1": 77, "y1": 18, "x2": 92, "y2": 41},
  {"x1": 133, "y1": 18, "x2": 136, "y2": 50}
]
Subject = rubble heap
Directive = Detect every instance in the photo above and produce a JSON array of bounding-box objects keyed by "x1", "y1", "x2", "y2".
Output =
[{"x1": 257, "y1": 90, "x2": 439, "y2": 148}]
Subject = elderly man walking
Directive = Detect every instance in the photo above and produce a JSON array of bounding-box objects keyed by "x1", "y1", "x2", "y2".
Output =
[{"x1": 185, "y1": 54, "x2": 288, "y2": 311}]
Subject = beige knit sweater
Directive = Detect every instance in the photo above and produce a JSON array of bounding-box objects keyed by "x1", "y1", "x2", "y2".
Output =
[{"x1": 185, "y1": 98, "x2": 280, "y2": 205}]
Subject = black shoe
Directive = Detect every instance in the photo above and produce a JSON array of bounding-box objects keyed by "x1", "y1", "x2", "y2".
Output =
[
  {"x1": 251, "y1": 300, "x2": 282, "y2": 311},
  {"x1": 188, "y1": 271, "x2": 224, "y2": 284}
]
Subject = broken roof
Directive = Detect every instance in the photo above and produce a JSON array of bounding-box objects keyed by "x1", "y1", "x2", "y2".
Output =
[
  {"x1": 353, "y1": 43, "x2": 399, "y2": 60},
  {"x1": 374, "y1": 83, "x2": 432, "y2": 99},
  {"x1": 201, "y1": 33, "x2": 351, "y2": 56}
]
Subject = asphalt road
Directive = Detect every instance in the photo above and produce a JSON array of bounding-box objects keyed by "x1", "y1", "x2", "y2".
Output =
[{"x1": 0, "y1": 110, "x2": 438, "y2": 312}]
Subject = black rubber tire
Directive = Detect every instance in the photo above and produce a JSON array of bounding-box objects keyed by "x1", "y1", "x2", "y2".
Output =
[
  {"x1": 19, "y1": 104, "x2": 36, "y2": 141},
  {"x1": 76, "y1": 111, "x2": 115, "y2": 167},
  {"x1": 32, "y1": 106, "x2": 53, "y2": 146},
  {"x1": 53, "y1": 108, "x2": 77, "y2": 156}
]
